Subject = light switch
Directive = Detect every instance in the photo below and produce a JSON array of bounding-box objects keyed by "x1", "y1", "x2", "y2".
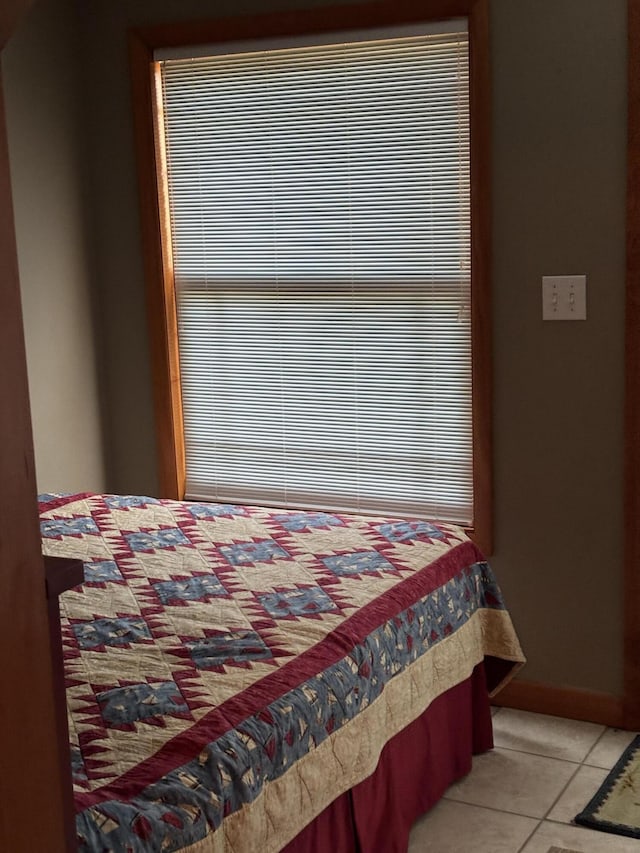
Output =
[{"x1": 542, "y1": 275, "x2": 587, "y2": 321}]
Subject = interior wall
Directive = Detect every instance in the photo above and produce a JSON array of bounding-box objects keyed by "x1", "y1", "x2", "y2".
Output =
[
  {"x1": 489, "y1": 0, "x2": 626, "y2": 694},
  {"x1": 3, "y1": 0, "x2": 106, "y2": 494},
  {"x1": 79, "y1": 0, "x2": 364, "y2": 499},
  {"x1": 81, "y1": 0, "x2": 626, "y2": 695}
]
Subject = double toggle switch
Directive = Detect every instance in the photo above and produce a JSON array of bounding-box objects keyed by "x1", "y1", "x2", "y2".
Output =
[{"x1": 541, "y1": 275, "x2": 587, "y2": 321}]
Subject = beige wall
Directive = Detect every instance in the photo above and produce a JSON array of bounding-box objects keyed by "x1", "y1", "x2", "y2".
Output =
[
  {"x1": 72, "y1": 0, "x2": 629, "y2": 694},
  {"x1": 490, "y1": 0, "x2": 626, "y2": 693},
  {"x1": 3, "y1": 0, "x2": 107, "y2": 494}
]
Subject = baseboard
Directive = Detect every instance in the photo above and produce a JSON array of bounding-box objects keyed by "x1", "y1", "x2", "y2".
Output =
[{"x1": 493, "y1": 678, "x2": 625, "y2": 729}]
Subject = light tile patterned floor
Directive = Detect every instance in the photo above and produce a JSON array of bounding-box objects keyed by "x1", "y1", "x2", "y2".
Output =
[{"x1": 408, "y1": 708, "x2": 640, "y2": 852}]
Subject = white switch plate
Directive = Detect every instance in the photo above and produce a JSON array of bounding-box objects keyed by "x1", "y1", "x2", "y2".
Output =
[{"x1": 542, "y1": 275, "x2": 587, "y2": 321}]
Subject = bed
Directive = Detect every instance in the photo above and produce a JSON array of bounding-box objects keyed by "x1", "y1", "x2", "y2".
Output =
[{"x1": 39, "y1": 492, "x2": 524, "y2": 852}]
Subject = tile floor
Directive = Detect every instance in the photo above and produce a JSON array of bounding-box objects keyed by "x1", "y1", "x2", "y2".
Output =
[{"x1": 408, "y1": 707, "x2": 640, "y2": 852}]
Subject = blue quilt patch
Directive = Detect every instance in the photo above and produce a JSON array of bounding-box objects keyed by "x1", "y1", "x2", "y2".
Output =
[
  {"x1": 258, "y1": 586, "x2": 338, "y2": 618},
  {"x1": 126, "y1": 528, "x2": 191, "y2": 552},
  {"x1": 41, "y1": 517, "x2": 99, "y2": 538},
  {"x1": 104, "y1": 495, "x2": 161, "y2": 510},
  {"x1": 322, "y1": 551, "x2": 395, "y2": 577},
  {"x1": 83, "y1": 560, "x2": 123, "y2": 584},
  {"x1": 72, "y1": 617, "x2": 152, "y2": 650},
  {"x1": 377, "y1": 520, "x2": 445, "y2": 543},
  {"x1": 153, "y1": 575, "x2": 226, "y2": 605},
  {"x1": 274, "y1": 512, "x2": 344, "y2": 532},
  {"x1": 188, "y1": 503, "x2": 247, "y2": 519},
  {"x1": 187, "y1": 631, "x2": 272, "y2": 668},
  {"x1": 39, "y1": 492, "x2": 70, "y2": 502},
  {"x1": 97, "y1": 682, "x2": 188, "y2": 727},
  {"x1": 219, "y1": 540, "x2": 290, "y2": 566},
  {"x1": 71, "y1": 745, "x2": 88, "y2": 785}
]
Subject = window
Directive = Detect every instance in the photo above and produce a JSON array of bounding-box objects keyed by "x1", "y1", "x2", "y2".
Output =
[{"x1": 130, "y1": 1, "x2": 491, "y2": 547}]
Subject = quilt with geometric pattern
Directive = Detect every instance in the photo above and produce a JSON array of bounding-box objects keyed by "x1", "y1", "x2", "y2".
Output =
[{"x1": 39, "y1": 492, "x2": 525, "y2": 853}]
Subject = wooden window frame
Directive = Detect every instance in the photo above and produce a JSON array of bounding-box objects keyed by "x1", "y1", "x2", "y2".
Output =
[{"x1": 129, "y1": 0, "x2": 493, "y2": 554}]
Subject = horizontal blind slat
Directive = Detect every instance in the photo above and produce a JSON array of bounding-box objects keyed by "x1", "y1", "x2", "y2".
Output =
[{"x1": 160, "y1": 25, "x2": 472, "y2": 524}]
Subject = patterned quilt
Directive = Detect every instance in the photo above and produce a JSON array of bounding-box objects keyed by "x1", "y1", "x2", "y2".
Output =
[{"x1": 39, "y1": 493, "x2": 524, "y2": 853}]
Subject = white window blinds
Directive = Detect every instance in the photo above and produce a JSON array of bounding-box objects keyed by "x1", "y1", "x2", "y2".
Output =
[{"x1": 159, "y1": 23, "x2": 472, "y2": 524}]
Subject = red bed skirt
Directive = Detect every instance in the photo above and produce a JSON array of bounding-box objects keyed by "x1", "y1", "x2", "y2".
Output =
[{"x1": 283, "y1": 661, "x2": 494, "y2": 853}]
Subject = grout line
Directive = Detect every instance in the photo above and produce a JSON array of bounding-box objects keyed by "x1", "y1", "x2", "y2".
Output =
[
  {"x1": 421, "y1": 798, "x2": 540, "y2": 852},
  {"x1": 544, "y1": 816, "x2": 591, "y2": 826},
  {"x1": 530, "y1": 733, "x2": 615, "y2": 835},
  {"x1": 446, "y1": 733, "x2": 608, "y2": 851},
  {"x1": 580, "y1": 725, "x2": 609, "y2": 767},
  {"x1": 541, "y1": 759, "x2": 582, "y2": 821},
  {"x1": 491, "y1": 743, "x2": 583, "y2": 763},
  {"x1": 515, "y1": 817, "x2": 542, "y2": 853},
  {"x1": 439, "y1": 794, "x2": 543, "y2": 821},
  {"x1": 421, "y1": 721, "x2": 619, "y2": 852}
]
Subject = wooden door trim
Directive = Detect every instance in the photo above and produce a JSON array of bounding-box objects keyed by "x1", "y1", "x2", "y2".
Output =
[
  {"x1": 624, "y1": 0, "x2": 640, "y2": 730},
  {"x1": 0, "y1": 0, "x2": 34, "y2": 49},
  {"x1": 0, "y1": 62, "x2": 68, "y2": 851}
]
